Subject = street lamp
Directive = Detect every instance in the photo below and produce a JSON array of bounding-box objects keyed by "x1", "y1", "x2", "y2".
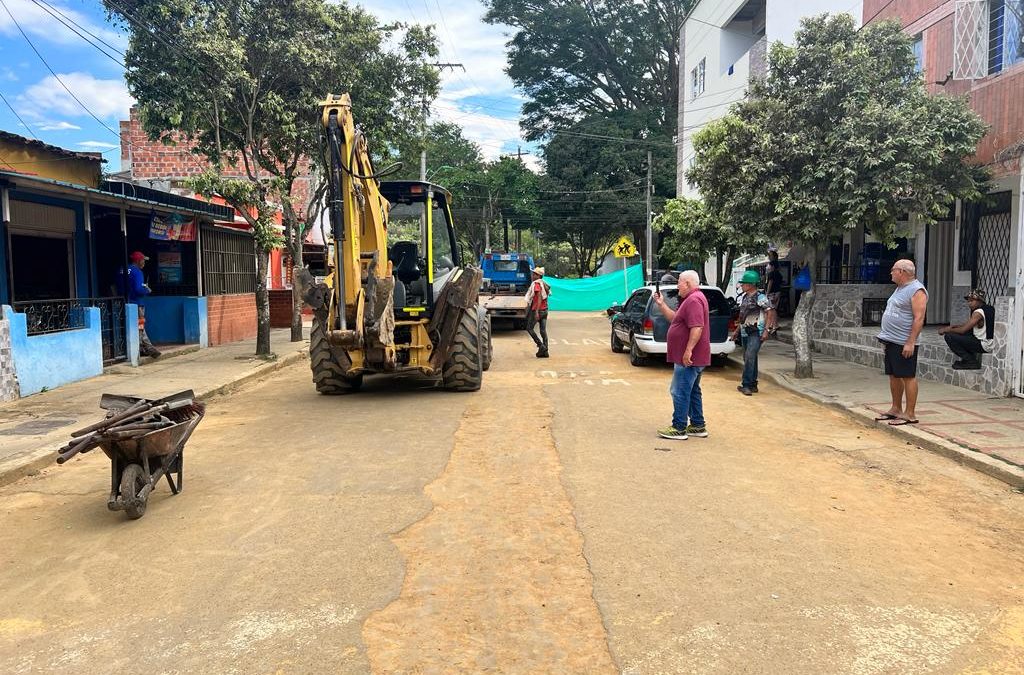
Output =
[{"x1": 426, "y1": 165, "x2": 458, "y2": 182}]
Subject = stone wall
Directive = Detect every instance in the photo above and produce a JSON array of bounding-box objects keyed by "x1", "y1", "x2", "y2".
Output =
[
  {"x1": 810, "y1": 284, "x2": 895, "y2": 339},
  {"x1": 749, "y1": 35, "x2": 768, "y2": 81},
  {"x1": 0, "y1": 315, "x2": 18, "y2": 402}
]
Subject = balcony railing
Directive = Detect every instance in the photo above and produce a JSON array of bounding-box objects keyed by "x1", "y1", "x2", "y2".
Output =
[{"x1": 817, "y1": 262, "x2": 893, "y2": 285}]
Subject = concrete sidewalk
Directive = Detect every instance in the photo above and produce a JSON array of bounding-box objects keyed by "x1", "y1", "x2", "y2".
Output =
[
  {"x1": 756, "y1": 339, "x2": 1024, "y2": 489},
  {"x1": 0, "y1": 328, "x2": 309, "y2": 487}
]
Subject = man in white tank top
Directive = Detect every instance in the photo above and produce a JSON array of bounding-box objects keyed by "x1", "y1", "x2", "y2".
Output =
[{"x1": 937, "y1": 289, "x2": 994, "y2": 369}]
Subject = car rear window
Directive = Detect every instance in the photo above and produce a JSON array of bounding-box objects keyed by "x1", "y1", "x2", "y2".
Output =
[{"x1": 700, "y1": 288, "x2": 732, "y2": 316}]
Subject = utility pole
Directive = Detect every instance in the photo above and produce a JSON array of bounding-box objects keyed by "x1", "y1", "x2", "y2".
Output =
[
  {"x1": 504, "y1": 217, "x2": 510, "y2": 252},
  {"x1": 645, "y1": 150, "x2": 653, "y2": 284},
  {"x1": 420, "y1": 62, "x2": 465, "y2": 181},
  {"x1": 483, "y1": 207, "x2": 490, "y2": 252}
]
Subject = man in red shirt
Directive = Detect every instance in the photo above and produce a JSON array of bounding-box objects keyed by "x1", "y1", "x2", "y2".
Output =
[
  {"x1": 652, "y1": 270, "x2": 711, "y2": 440},
  {"x1": 524, "y1": 266, "x2": 551, "y2": 358}
]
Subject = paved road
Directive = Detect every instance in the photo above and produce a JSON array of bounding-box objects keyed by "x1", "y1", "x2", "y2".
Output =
[{"x1": 1, "y1": 312, "x2": 1022, "y2": 674}]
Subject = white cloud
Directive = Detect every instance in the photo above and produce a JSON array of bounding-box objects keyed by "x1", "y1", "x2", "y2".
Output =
[
  {"x1": 355, "y1": 0, "x2": 529, "y2": 163},
  {"x1": 36, "y1": 120, "x2": 81, "y2": 131},
  {"x1": 18, "y1": 72, "x2": 134, "y2": 121},
  {"x1": 77, "y1": 140, "x2": 118, "y2": 149},
  {"x1": 1, "y1": 67, "x2": 17, "y2": 82},
  {"x1": 0, "y1": 0, "x2": 127, "y2": 50}
]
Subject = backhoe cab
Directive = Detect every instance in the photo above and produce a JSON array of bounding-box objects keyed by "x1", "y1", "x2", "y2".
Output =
[{"x1": 301, "y1": 93, "x2": 492, "y2": 393}]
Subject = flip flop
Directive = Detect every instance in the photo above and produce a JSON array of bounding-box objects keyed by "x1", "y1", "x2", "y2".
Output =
[
  {"x1": 873, "y1": 414, "x2": 898, "y2": 421},
  {"x1": 888, "y1": 418, "x2": 919, "y2": 426}
]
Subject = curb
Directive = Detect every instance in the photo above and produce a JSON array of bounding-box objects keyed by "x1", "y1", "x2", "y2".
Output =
[
  {"x1": 0, "y1": 347, "x2": 309, "y2": 490},
  {"x1": 761, "y1": 368, "x2": 1024, "y2": 490}
]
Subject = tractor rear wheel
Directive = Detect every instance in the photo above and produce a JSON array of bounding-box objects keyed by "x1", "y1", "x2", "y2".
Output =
[
  {"x1": 443, "y1": 310, "x2": 483, "y2": 391},
  {"x1": 310, "y1": 309, "x2": 363, "y2": 394}
]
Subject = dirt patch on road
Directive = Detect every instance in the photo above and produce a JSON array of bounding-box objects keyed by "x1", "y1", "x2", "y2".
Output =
[{"x1": 362, "y1": 370, "x2": 616, "y2": 673}]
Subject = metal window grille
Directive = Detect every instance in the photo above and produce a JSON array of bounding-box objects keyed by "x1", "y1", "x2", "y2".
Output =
[
  {"x1": 201, "y1": 226, "x2": 256, "y2": 295},
  {"x1": 10, "y1": 296, "x2": 127, "y2": 363},
  {"x1": 862, "y1": 298, "x2": 888, "y2": 327},
  {"x1": 960, "y1": 191, "x2": 1011, "y2": 295},
  {"x1": 954, "y1": 0, "x2": 990, "y2": 79}
]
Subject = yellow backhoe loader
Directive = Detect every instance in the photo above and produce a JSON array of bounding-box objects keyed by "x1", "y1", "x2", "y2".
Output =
[{"x1": 299, "y1": 93, "x2": 492, "y2": 393}]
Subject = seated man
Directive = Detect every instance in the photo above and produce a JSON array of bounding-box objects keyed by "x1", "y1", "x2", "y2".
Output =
[{"x1": 937, "y1": 289, "x2": 994, "y2": 370}]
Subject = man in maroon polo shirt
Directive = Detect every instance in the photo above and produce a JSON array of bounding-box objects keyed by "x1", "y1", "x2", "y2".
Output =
[{"x1": 652, "y1": 270, "x2": 711, "y2": 440}]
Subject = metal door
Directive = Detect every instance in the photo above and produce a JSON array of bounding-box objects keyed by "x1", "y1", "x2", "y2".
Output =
[{"x1": 926, "y1": 221, "x2": 954, "y2": 324}]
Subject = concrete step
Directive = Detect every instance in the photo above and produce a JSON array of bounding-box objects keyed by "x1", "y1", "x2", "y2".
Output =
[
  {"x1": 812, "y1": 338, "x2": 994, "y2": 393},
  {"x1": 818, "y1": 327, "x2": 958, "y2": 364}
]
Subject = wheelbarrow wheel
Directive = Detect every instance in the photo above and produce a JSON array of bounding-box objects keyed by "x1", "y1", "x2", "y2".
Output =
[{"x1": 120, "y1": 463, "x2": 148, "y2": 520}]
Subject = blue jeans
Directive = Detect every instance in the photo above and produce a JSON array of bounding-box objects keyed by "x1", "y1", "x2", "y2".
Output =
[
  {"x1": 670, "y1": 364, "x2": 705, "y2": 430},
  {"x1": 741, "y1": 329, "x2": 761, "y2": 389}
]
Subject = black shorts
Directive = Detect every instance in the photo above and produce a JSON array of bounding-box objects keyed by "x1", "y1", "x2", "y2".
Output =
[{"x1": 881, "y1": 340, "x2": 918, "y2": 378}]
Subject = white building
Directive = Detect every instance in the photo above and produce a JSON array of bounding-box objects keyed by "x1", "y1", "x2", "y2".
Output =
[{"x1": 676, "y1": 0, "x2": 863, "y2": 197}]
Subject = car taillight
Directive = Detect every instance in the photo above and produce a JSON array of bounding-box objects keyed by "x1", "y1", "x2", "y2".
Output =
[
  {"x1": 727, "y1": 318, "x2": 737, "y2": 336},
  {"x1": 642, "y1": 317, "x2": 654, "y2": 334}
]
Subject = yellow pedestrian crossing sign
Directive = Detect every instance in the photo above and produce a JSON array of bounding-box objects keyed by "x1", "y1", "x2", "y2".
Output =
[{"x1": 613, "y1": 236, "x2": 637, "y2": 258}]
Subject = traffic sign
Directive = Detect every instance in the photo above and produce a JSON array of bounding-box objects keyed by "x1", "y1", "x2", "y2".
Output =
[{"x1": 613, "y1": 236, "x2": 637, "y2": 258}]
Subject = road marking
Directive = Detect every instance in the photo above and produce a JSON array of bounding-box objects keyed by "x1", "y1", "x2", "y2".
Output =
[{"x1": 539, "y1": 370, "x2": 629, "y2": 385}]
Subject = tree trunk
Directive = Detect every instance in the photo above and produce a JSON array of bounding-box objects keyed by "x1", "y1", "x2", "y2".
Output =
[
  {"x1": 718, "y1": 247, "x2": 736, "y2": 291},
  {"x1": 281, "y1": 194, "x2": 304, "y2": 343},
  {"x1": 255, "y1": 246, "x2": 272, "y2": 356},
  {"x1": 791, "y1": 246, "x2": 816, "y2": 379}
]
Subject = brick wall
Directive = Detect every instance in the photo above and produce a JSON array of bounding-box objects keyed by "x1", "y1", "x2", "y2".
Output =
[
  {"x1": 207, "y1": 293, "x2": 257, "y2": 346},
  {"x1": 864, "y1": 2, "x2": 1024, "y2": 178},
  {"x1": 120, "y1": 108, "x2": 314, "y2": 211},
  {"x1": 269, "y1": 289, "x2": 293, "y2": 329},
  {"x1": 0, "y1": 316, "x2": 19, "y2": 402}
]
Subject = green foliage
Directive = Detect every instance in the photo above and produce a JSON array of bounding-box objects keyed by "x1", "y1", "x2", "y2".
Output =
[
  {"x1": 188, "y1": 170, "x2": 283, "y2": 251},
  {"x1": 482, "y1": 0, "x2": 692, "y2": 140},
  {"x1": 106, "y1": 0, "x2": 440, "y2": 255},
  {"x1": 537, "y1": 113, "x2": 669, "y2": 277},
  {"x1": 653, "y1": 198, "x2": 727, "y2": 268},
  {"x1": 686, "y1": 14, "x2": 989, "y2": 250}
]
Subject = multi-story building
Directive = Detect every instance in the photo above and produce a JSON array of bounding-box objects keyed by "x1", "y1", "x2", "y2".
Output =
[
  {"x1": 676, "y1": 0, "x2": 863, "y2": 198},
  {"x1": 819, "y1": 0, "x2": 1024, "y2": 398}
]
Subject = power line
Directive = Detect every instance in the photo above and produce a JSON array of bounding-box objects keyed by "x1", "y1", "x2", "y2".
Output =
[{"x1": 0, "y1": 89, "x2": 37, "y2": 139}]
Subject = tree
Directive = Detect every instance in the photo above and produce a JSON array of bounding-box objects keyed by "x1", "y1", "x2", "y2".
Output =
[
  {"x1": 653, "y1": 197, "x2": 740, "y2": 289},
  {"x1": 106, "y1": 0, "x2": 439, "y2": 354},
  {"x1": 483, "y1": 0, "x2": 691, "y2": 140},
  {"x1": 687, "y1": 14, "x2": 988, "y2": 377}
]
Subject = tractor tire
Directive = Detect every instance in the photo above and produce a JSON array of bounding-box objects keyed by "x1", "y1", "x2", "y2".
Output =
[
  {"x1": 310, "y1": 310, "x2": 363, "y2": 394},
  {"x1": 480, "y1": 312, "x2": 493, "y2": 371},
  {"x1": 443, "y1": 309, "x2": 483, "y2": 392}
]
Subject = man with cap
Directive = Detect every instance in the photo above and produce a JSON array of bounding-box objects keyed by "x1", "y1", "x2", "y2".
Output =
[
  {"x1": 119, "y1": 251, "x2": 161, "y2": 359},
  {"x1": 524, "y1": 266, "x2": 552, "y2": 358},
  {"x1": 733, "y1": 270, "x2": 770, "y2": 395},
  {"x1": 937, "y1": 289, "x2": 994, "y2": 370}
]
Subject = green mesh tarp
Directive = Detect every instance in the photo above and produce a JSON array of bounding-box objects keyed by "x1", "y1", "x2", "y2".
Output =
[{"x1": 545, "y1": 264, "x2": 644, "y2": 311}]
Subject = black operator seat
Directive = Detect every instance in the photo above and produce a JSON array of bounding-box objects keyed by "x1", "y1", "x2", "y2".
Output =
[{"x1": 389, "y1": 241, "x2": 422, "y2": 285}]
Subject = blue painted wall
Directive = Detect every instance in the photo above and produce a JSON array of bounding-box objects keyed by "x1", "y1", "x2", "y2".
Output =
[
  {"x1": 3, "y1": 304, "x2": 103, "y2": 396},
  {"x1": 144, "y1": 296, "x2": 208, "y2": 347}
]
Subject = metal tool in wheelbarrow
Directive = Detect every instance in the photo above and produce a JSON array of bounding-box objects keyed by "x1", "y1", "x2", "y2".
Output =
[{"x1": 54, "y1": 390, "x2": 205, "y2": 519}]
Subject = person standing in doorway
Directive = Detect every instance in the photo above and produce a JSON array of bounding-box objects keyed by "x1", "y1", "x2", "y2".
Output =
[
  {"x1": 764, "y1": 248, "x2": 784, "y2": 336},
  {"x1": 119, "y1": 251, "x2": 161, "y2": 359},
  {"x1": 876, "y1": 259, "x2": 927, "y2": 426},
  {"x1": 734, "y1": 270, "x2": 770, "y2": 395},
  {"x1": 524, "y1": 266, "x2": 551, "y2": 358},
  {"x1": 652, "y1": 270, "x2": 711, "y2": 440}
]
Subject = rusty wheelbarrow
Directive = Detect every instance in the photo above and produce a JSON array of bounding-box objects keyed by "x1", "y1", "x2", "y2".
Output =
[{"x1": 56, "y1": 390, "x2": 205, "y2": 519}]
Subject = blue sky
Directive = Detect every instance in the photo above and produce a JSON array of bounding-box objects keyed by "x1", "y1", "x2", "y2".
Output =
[{"x1": 0, "y1": 0, "x2": 537, "y2": 172}]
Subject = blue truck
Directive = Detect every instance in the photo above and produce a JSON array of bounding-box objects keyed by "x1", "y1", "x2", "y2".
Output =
[{"x1": 479, "y1": 252, "x2": 534, "y2": 328}]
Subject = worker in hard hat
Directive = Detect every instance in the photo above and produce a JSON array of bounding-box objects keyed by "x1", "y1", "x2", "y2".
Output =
[{"x1": 733, "y1": 269, "x2": 770, "y2": 395}]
